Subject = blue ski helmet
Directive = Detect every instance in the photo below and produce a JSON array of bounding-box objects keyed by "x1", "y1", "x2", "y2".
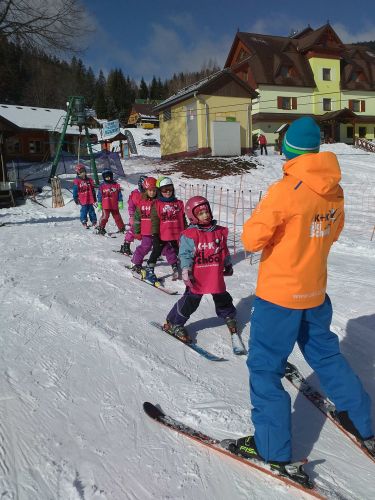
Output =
[{"x1": 102, "y1": 169, "x2": 113, "y2": 182}]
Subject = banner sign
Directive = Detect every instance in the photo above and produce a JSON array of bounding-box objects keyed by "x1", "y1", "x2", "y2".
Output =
[{"x1": 103, "y1": 119, "x2": 120, "y2": 138}]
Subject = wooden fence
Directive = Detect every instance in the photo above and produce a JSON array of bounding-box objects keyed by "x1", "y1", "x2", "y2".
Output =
[{"x1": 354, "y1": 137, "x2": 375, "y2": 153}]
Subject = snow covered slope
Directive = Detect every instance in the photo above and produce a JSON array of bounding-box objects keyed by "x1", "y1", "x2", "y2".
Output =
[{"x1": 0, "y1": 144, "x2": 374, "y2": 499}]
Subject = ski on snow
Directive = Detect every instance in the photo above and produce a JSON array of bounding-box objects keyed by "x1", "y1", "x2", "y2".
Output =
[
  {"x1": 285, "y1": 362, "x2": 375, "y2": 463},
  {"x1": 124, "y1": 265, "x2": 179, "y2": 295},
  {"x1": 143, "y1": 402, "x2": 323, "y2": 498},
  {"x1": 150, "y1": 321, "x2": 228, "y2": 362}
]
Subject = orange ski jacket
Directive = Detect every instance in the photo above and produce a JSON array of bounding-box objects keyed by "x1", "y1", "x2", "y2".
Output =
[{"x1": 242, "y1": 151, "x2": 345, "y2": 309}]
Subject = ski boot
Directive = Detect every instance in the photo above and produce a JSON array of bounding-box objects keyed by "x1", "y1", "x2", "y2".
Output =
[
  {"x1": 81, "y1": 221, "x2": 88, "y2": 229},
  {"x1": 225, "y1": 317, "x2": 237, "y2": 334},
  {"x1": 171, "y1": 263, "x2": 179, "y2": 281},
  {"x1": 141, "y1": 265, "x2": 161, "y2": 286},
  {"x1": 96, "y1": 226, "x2": 106, "y2": 235},
  {"x1": 130, "y1": 264, "x2": 143, "y2": 276},
  {"x1": 120, "y1": 242, "x2": 132, "y2": 256},
  {"x1": 224, "y1": 435, "x2": 260, "y2": 460},
  {"x1": 222, "y1": 436, "x2": 313, "y2": 488},
  {"x1": 163, "y1": 321, "x2": 191, "y2": 343},
  {"x1": 225, "y1": 317, "x2": 246, "y2": 355},
  {"x1": 118, "y1": 227, "x2": 125, "y2": 233}
]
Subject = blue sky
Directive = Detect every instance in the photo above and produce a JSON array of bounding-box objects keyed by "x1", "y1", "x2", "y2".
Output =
[{"x1": 81, "y1": 0, "x2": 375, "y2": 82}]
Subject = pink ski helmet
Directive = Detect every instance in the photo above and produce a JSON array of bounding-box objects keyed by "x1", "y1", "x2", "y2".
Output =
[
  {"x1": 185, "y1": 196, "x2": 212, "y2": 224},
  {"x1": 143, "y1": 177, "x2": 157, "y2": 189},
  {"x1": 75, "y1": 163, "x2": 86, "y2": 174}
]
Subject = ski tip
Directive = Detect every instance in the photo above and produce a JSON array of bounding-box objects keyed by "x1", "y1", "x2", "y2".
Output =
[{"x1": 143, "y1": 402, "x2": 165, "y2": 419}]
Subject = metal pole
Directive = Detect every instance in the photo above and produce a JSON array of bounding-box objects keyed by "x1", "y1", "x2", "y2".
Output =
[
  {"x1": 85, "y1": 125, "x2": 99, "y2": 186},
  {"x1": 49, "y1": 97, "x2": 75, "y2": 182}
]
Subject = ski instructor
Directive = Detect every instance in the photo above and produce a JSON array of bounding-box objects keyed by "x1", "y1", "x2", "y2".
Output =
[{"x1": 231, "y1": 116, "x2": 374, "y2": 473}]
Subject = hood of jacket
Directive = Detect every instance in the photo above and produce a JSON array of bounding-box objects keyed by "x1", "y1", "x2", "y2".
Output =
[{"x1": 283, "y1": 151, "x2": 341, "y2": 195}]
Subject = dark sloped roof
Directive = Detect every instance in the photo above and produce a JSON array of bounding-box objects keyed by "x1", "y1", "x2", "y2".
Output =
[
  {"x1": 318, "y1": 108, "x2": 358, "y2": 122},
  {"x1": 296, "y1": 23, "x2": 344, "y2": 52},
  {"x1": 130, "y1": 103, "x2": 158, "y2": 116},
  {"x1": 226, "y1": 24, "x2": 375, "y2": 91},
  {"x1": 153, "y1": 69, "x2": 258, "y2": 112},
  {"x1": 341, "y1": 45, "x2": 375, "y2": 91},
  {"x1": 290, "y1": 26, "x2": 314, "y2": 39},
  {"x1": 228, "y1": 32, "x2": 316, "y2": 87}
]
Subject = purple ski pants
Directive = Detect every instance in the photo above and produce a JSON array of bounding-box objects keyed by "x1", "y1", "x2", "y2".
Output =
[{"x1": 131, "y1": 235, "x2": 177, "y2": 266}]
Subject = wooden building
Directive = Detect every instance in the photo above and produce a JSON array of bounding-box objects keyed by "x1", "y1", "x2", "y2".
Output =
[
  {"x1": 127, "y1": 103, "x2": 159, "y2": 128},
  {"x1": 0, "y1": 104, "x2": 97, "y2": 163},
  {"x1": 154, "y1": 68, "x2": 258, "y2": 160}
]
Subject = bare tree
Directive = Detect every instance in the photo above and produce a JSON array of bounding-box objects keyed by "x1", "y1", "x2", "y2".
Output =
[{"x1": 0, "y1": 0, "x2": 93, "y2": 54}]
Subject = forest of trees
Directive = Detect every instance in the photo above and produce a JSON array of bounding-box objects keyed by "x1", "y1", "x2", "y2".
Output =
[{"x1": 0, "y1": 37, "x2": 220, "y2": 124}]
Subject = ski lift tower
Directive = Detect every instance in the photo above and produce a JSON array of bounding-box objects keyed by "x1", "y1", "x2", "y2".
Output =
[{"x1": 48, "y1": 96, "x2": 99, "y2": 185}]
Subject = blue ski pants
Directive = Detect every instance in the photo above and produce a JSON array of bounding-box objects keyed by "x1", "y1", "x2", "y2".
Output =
[
  {"x1": 80, "y1": 204, "x2": 97, "y2": 224},
  {"x1": 167, "y1": 289, "x2": 236, "y2": 326},
  {"x1": 247, "y1": 295, "x2": 372, "y2": 462}
]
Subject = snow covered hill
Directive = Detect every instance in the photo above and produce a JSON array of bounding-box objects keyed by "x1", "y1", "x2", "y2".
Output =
[{"x1": 0, "y1": 144, "x2": 374, "y2": 499}]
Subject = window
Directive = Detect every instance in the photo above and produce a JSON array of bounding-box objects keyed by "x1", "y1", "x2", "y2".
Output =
[
  {"x1": 347, "y1": 126, "x2": 353, "y2": 139},
  {"x1": 323, "y1": 98, "x2": 332, "y2": 111},
  {"x1": 6, "y1": 137, "x2": 21, "y2": 153},
  {"x1": 277, "y1": 96, "x2": 297, "y2": 110},
  {"x1": 322, "y1": 68, "x2": 331, "y2": 81},
  {"x1": 29, "y1": 140, "x2": 42, "y2": 154},
  {"x1": 349, "y1": 99, "x2": 365, "y2": 112},
  {"x1": 163, "y1": 109, "x2": 172, "y2": 121},
  {"x1": 358, "y1": 127, "x2": 366, "y2": 138},
  {"x1": 237, "y1": 48, "x2": 248, "y2": 62},
  {"x1": 238, "y1": 70, "x2": 247, "y2": 81},
  {"x1": 350, "y1": 72, "x2": 359, "y2": 82},
  {"x1": 280, "y1": 66, "x2": 290, "y2": 78}
]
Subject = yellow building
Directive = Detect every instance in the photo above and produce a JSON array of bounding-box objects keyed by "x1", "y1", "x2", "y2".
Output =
[
  {"x1": 225, "y1": 24, "x2": 375, "y2": 144},
  {"x1": 154, "y1": 69, "x2": 258, "y2": 160}
]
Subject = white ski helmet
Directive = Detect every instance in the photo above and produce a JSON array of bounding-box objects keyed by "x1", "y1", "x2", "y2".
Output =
[{"x1": 158, "y1": 177, "x2": 173, "y2": 189}]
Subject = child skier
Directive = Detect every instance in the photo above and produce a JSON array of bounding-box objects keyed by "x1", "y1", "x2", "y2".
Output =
[
  {"x1": 119, "y1": 175, "x2": 147, "y2": 255},
  {"x1": 72, "y1": 164, "x2": 97, "y2": 228},
  {"x1": 130, "y1": 177, "x2": 178, "y2": 275},
  {"x1": 97, "y1": 169, "x2": 125, "y2": 235},
  {"x1": 163, "y1": 196, "x2": 244, "y2": 353},
  {"x1": 142, "y1": 176, "x2": 184, "y2": 284}
]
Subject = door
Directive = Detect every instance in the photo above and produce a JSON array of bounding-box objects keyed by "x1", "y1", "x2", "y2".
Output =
[{"x1": 186, "y1": 102, "x2": 198, "y2": 152}]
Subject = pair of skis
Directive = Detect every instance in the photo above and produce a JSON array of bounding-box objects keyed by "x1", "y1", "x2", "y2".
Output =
[
  {"x1": 150, "y1": 321, "x2": 246, "y2": 359},
  {"x1": 143, "y1": 402, "x2": 322, "y2": 497},
  {"x1": 143, "y1": 362, "x2": 374, "y2": 497}
]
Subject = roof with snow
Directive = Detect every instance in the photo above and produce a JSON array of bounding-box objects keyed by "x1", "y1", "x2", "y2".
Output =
[
  {"x1": 0, "y1": 104, "x2": 83, "y2": 135},
  {"x1": 153, "y1": 68, "x2": 258, "y2": 112}
]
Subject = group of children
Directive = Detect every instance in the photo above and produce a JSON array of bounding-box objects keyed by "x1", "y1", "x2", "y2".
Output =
[
  {"x1": 72, "y1": 164, "x2": 241, "y2": 347},
  {"x1": 73, "y1": 164, "x2": 125, "y2": 234}
]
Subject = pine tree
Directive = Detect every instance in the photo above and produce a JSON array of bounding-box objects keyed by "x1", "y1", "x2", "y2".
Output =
[
  {"x1": 149, "y1": 76, "x2": 158, "y2": 99},
  {"x1": 139, "y1": 77, "x2": 149, "y2": 99},
  {"x1": 94, "y1": 70, "x2": 107, "y2": 118}
]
